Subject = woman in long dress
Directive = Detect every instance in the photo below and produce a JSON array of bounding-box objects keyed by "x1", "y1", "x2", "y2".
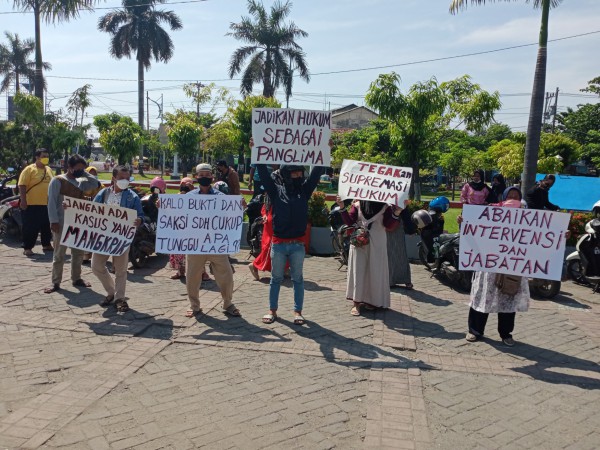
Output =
[
  {"x1": 387, "y1": 208, "x2": 414, "y2": 288},
  {"x1": 464, "y1": 187, "x2": 529, "y2": 346},
  {"x1": 337, "y1": 197, "x2": 403, "y2": 315}
]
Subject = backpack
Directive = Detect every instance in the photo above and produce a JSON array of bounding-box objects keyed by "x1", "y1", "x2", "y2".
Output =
[{"x1": 249, "y1": 217, "x2": 264, "y2": 257}]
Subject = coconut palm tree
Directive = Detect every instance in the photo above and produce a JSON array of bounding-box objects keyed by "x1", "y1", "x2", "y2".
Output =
[
  {"x1": 98, "y1": 0, "x2": 182, "y2": 131},
  {"x1": 11, "y1": 0, "x2": 96, "y2": 101},
  {"x1": 227, "y1": 0, "x2": 310, "y2": 98},
  {"x1": 0, "y1": 31, "x2": 51, "y2": 94},
  {"x1": 450, "y1": 0, "x2": 562, "y2": 193}
]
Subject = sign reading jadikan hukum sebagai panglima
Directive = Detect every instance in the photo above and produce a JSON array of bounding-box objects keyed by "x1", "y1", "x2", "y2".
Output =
[{"x1": 251, "y1": 107, "x2": 331, "y2": 166}]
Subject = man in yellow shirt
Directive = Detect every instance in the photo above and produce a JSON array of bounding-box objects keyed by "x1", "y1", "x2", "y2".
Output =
[{"x1": 18, "y1": 149, "x2": 54, "y2": 256}]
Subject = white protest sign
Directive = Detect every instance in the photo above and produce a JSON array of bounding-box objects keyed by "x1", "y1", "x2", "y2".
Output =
[
  {"x1": 156, "y1": 194, "x2": 244, "y2": 254},
  {"x1": 60, "y1": 197, "x2": 137, "y2": 256},
  {"x1": 459, "y1": 205, "x2": 571, "y2": 281},
  {"x1": 338, "y1": 159, "x2": 413, "y2": 207},
  {"x1": 251, "y1": 107, "x2": 331, "y2": 166}
]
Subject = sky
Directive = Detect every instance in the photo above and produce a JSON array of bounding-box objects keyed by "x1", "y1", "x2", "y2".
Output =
[{"x1": 1, "y1": 0, "x2": 599, "y2": 137}]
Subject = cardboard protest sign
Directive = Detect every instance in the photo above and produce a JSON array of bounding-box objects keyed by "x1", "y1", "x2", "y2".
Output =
[
  {"x1": 338, "y1": 159, "x2": 413, "y2": 207},
  {"x1": 60, "y1": 197, "x2": 137, "y2": 256},
  {"x1": 251, "y1": 107, "x2": 331, "y2": 166},
  {"x1": 459, "y1": 205, "x2": 571, "y2": 281},
  {"x1": 156, "y1": 194, "x2": 244, "y2": 254}
]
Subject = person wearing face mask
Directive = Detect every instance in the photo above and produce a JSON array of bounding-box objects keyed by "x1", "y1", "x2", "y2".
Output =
[
  {"x1": 81, "y1": 166, "x2": 104, "y2": 265},
  {"x1": 252, "y1": 138, "x2": 329, "y2": 325},
  {"x1": 45, "y1": 154, "x2": 101, "y2": 294},
  {"x1": 91, "y1": 166, "x2": 144, "y2": 312},
  {"x1": 524, "y1": 174, "x2": 560, "y2": 211},
  {"x1": 18, "y1": 148, "x2": 54, "y2": 256},
  {"x1": 183, "y1": 164, "x2": 241, "y2": 318}
]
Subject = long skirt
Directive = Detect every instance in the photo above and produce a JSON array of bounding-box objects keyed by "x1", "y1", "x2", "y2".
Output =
[{"x1": 386, "y1": 225, "x2": 412, "y2": 286}]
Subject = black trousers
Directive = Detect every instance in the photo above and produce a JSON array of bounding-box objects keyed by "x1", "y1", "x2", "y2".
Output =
[
  {"x1": 22, "y1": 205, "x2": 52, "y2": 250},
  {"x1": 468, "y1": 307, "x2": 515, "y2": 339},
  {"x1": 252, "y1": 181, "x2": 264, "y2": 198}
]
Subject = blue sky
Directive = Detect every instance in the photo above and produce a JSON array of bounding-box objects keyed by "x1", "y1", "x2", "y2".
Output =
[{"x1": 1, "y1": 0, "x2": 599, "y2": 136}]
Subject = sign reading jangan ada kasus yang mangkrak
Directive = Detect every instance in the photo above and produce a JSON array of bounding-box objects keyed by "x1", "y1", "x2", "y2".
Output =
[
  {"x1": 60, "y1": 197, "x2": 137, "y2": 256},
  {"x1": 251, "y1": 108, "x2": 331, "y2": 166},
  {"x1": 459, "y1": 204, "x2": 571, "y2": 281},
  {"x1": 338, "y1": 159, "x2": 413, "y2": 207}
]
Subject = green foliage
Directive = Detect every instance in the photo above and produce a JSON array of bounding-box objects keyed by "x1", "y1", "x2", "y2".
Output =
[
  {"x1": 538, "y1": 132, "x2": 580, "y2": 166},
  {"x1": 487, "y1": 139, "x2": 524, "y2": 180},
  {"x1": 66, "y1": 84, "x2": 92, "y2": 128},
  {"x1": 204, "y1": 119, "x2": 240, "y2": 161},
  {"x1": 93, "y1": 113, "x2": 125, "y2": 134},
  {"x1": 230, "y1": 95, "x2": 281, "y2": 154},
  {"x1": 98, "y1": 118, "x2": 143, "y2": 164},
  {"x1": 166, "y1": 114, "x2": 203, "y2": 175},
  {"x1": 557, "y1": 103, "x2": 600, "y2": 166},
  {"x1": 581, "y1": 76, "x2": 600, "y2": 96},
  {"x1": 307, "y1": 191, "x2": 328, "y2": 227},
  {"x1": 227, "y1": 0, "x2": 309, "y2": 98},
  {"x1": 537, "y1": 156, "x2": 563, "y2": 174},
  {"x1": 182, "y1": 82, "x2": 233, "y2": 115}
]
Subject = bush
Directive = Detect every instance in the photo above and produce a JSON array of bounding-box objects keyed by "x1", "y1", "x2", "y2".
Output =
[
  {"x1": 308, "y1": 191, "x2": 329, "y2": 227},
  {"x1": 567, "y1": 211, "x2": 593, "y2": 246}
]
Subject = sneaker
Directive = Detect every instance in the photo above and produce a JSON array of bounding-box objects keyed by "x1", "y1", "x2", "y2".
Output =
[
  {"x1": 249, "y1": 265, "x2": 260, "y2": 281},
  {"x1": 502, "y1": 337, "x2": 515, "y2": 347},
  {"x1": 465, "y1": 332, "x2": 478, "y2": 342}
]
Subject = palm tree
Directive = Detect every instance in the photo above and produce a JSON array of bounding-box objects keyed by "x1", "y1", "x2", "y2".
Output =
[
  {"x1": 0, "y1": 31, "x2": 51, "y2": 94},
  {"x1": 450, "y1": 0, "x2": 562, "y2": 193},
  {"x1": 66, "y1": 83, "x2": 92, "y2": 128},
  {"x1": 98, "y1": 0, "x2": 182, "y2": 131},
  {"x1": 12, "y1": 0, "x2": 97, "y2": 101},
  {"x1": 227, "y1": 0, "x2": 310, "y2": 98}
]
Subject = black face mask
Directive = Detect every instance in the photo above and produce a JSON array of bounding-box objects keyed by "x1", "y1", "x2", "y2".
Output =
[
  {"x1": 292, "y1": 177, "x2": 304, "y2": 189},
  {"x1": 180, "y1": 186, "x2": 191, "y2": 193},
  {"x1": 198, "y1": 177, "x2": 212, "y2": 187},
  {"x1": 72, "y1": 169, "x2": 85, "y2": 177}
]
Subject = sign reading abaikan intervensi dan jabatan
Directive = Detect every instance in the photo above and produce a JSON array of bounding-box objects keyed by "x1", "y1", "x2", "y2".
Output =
[{"x1": 251, "y1": 108, "x2": 331, "y2": 166}]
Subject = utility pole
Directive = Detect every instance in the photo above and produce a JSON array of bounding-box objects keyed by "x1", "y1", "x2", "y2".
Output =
[
  {"x1": 551, "y1": 87, "x2": 559, "y2": 132},
  {"x1": 193, "y1": 81, "x2": 205, "y2": 117},
  {"x1": 146, "y1": 91, "x2": 150, "y2": 131}
]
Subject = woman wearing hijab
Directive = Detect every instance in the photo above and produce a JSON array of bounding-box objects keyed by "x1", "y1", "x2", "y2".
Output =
[
  {"x1": 461, "y1": 169, "x2": 495, "y2": 205},
  {"x1": 491, "y1": 174, "x2": 506, "y2": 202},
  {"x1": 336, "y1": 197, "x2": 405, "y2": 316},
  {"x1": 461, "y1": 187, "x2": 530, "y2": 347}
]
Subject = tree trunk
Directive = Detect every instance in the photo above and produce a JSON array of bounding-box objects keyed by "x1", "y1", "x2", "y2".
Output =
[
  {"x1": 263, "y1": 55, "x2": 273, "y2": 97},
  {"x1": 137, "y1": 59, "x2": 145, "y2": 176},
  {"x1": 522, "y1": 0, "x2": 550, "y2": 194},
  {"x1": 410, "y1": 159, "x2": 421, "y2": 201},
  {"x1": 33, "y1": 1, "x2": 44, "y2": 101},
  {"x1": 15, "y1": 72, "x2": 20, "y2": 93}
]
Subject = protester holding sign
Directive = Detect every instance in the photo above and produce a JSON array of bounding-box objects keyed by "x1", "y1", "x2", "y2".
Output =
[
  {"x1": 336, "y1": 197, "x2": 404, "y2": 316},
  {"x1": 463, "y1": 187, "x2": 530, "y2": 347},
  {"x1": 44, "y1": 155, "x2": 100, "y2": 294},
  {"x1": 183, "y1": 163, "x2": 241, "y2": 318},
  {"x1": 461, "y1": 169, "x2": 496, "y2": 205},
  {"x1": 91, "y1": 166, "x2": 143, "y2": 312}
]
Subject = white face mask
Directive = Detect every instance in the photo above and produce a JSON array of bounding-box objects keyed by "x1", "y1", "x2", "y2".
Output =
[{"x1": 116, "y1": 179, "x2": 130, "y2": 190}]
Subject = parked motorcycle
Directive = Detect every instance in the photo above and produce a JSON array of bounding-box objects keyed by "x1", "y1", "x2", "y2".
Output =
[
  {"x1": 129, "y1": 193, "x2": 158, "y2": 268},
  {"x1": 326, "y1": 203, "x2": 355, "y2": 269},
  {"x1": 426, "y1": 232, "x2": 473, "y2": 292},
  {"x1": 245, "y1": 194, "x2": 265, "y2": 258},
  {"x1": 529, "y1": 278, "x2": 562, "y2": 298},
  {"x1": 0, "y1": 168, "x2": 22, "y2": 239},
  {"x1": 566, "y1": 215, "x2": 600, "y2": 293}
]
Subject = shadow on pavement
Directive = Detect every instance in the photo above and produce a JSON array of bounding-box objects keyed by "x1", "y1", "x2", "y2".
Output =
[
  {"x1": 84, "y1": 306, "x2": 174, "y2": 339},
  {"x1": 397, "y1": 288, "x2": 453, "y2": 307},
  {"x1": 192, "y1": 314, "x2": 291, "y2": 344},
  {"x1": 382, "y1": 308, "x2": 465, "y2": 340}
]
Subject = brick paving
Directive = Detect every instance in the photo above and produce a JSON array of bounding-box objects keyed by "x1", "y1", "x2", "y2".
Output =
[{"x1": 0, "y1": 235, "x2": 599, "y2": 449}]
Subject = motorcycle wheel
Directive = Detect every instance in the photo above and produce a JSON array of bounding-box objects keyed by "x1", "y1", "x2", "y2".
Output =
[
  {"x1": 129, "y1": 246, "x2": 148, "y2": 268},
  {"x1": 566, "y1": 259, "x2": 589, "y2": 285},
  {"x1": 532, "y1": 280, "x2": 561, "y2": 299},
  {"x1": 418, "y1": 243, "x2": 432, "y2": 271},
  {"x1": 0, "y1": 218, "x2": 7, "y2": 237}
]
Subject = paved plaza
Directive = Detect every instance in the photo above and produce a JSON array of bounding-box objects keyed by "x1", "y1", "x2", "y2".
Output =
[{"x1": 0, "y1": 238, "x2": 599, "y2": 449}]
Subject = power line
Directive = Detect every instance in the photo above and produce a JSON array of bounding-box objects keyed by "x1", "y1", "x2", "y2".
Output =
[
  {"x1": 0, "y1": 0, "x2": 209, "y2": 15},
  {"x1": 44, "y1": 29, "x2": 600, "y2": 83}
]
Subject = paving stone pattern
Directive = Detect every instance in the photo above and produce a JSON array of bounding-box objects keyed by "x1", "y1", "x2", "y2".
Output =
[{"x1": 0, "y1": 237, "x2": 599, "y2": 449}]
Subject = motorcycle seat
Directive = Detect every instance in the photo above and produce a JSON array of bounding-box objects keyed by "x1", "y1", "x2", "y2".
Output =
[{"x1": 437, "y1": 233, "x2": 459, "y2": 244}]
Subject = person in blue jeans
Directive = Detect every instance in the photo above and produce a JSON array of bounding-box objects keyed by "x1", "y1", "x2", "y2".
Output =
[{"x1": 252, "y1": 140, "x2": 328, "y2": 325}]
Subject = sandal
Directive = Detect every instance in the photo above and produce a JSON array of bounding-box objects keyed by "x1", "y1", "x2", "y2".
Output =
[
  {"x1": 405, "y1": 283, "x2": 414, "y2": 290},
  {"x1": 115, "y1": 300, "x2": 129, "y2": 312},
  {"x1": 202, "y1": 272, "x2": 211, "y2": 282},
  {"x1": 100, "y1": 295, "x2": 115, "y2": 307},
  {"x1": 185, "y1": 309, "x2": 203, "y2": 318},
  {"x1": 170, "y1": 273, "x2": 184, "y2": 280},
  {"x1": 224, "y1": 305, "x2": 241, "y2": 317},
  {"x1": 465, "y1": 332, "x2": 478, "y2": 342},
  {"x1": 23, "y1": 249, "x2": 34, "y2": 257},
  {"x1": 350, "y1": 306, "x2": 361, "y2": 316},
  {"x1": 44, "y1": 284, "x2": 60, "y2": 294},
  {"x1": 42, "y1": 246, "x2": 54, "y2": 252},
  {"x1": 293, "y1": 315, "x2": 305, "y2": 325},
  {"x1": 262, "y1": 313, "x2": 277, "y2": 324},
  {"x1": 72, "y1": 279, "x2": 91, "y2": 288}
]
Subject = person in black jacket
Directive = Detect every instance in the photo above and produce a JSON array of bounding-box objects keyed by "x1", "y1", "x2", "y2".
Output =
[
  {"x1": 253, "y1": 142, "x2": 326, "y2": 325},
  {"x1": 525, "y1": 174, "x2": 560, "y2": 211}
]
